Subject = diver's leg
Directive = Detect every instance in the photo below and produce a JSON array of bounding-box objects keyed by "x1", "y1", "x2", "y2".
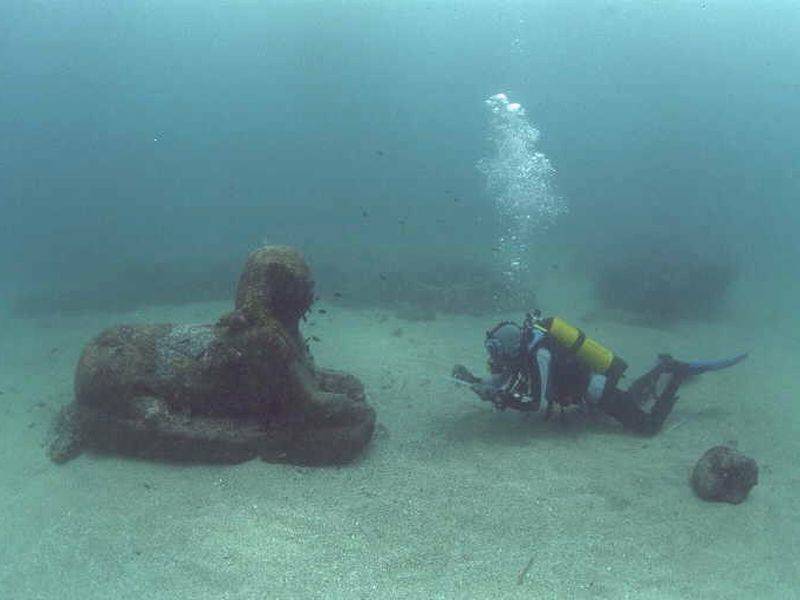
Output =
[
  {"x1": 625, "y1": 354, "x2": 674, "y2": 405},
  {"x1": 602, "y1": 352, "x2": 744, "y2": 434},
  {"x1": 599, "y1": 383, "x2": 681, "y2": 436},
  {"x1": 599, "y1": 389, "x2": 659, "y2": 434}
]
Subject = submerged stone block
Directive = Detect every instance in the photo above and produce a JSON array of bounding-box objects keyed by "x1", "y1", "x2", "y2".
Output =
[{"x1": 48, "y1": 246, "x2": 375, "y2": 466}]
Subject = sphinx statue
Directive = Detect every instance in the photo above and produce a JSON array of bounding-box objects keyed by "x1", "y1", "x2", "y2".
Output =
[{"x1": 48, "y1": 246, "x2": 375, "y2": 466}]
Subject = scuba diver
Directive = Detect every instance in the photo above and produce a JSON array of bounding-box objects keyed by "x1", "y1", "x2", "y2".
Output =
[{"x1": 452, "y1": 311, "x2": 747, "y2": 435}]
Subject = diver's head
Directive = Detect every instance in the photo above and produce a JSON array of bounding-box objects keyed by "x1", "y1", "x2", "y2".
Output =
[{"x1": 484, "y1": 321, "x2": 524, "y2": 374}]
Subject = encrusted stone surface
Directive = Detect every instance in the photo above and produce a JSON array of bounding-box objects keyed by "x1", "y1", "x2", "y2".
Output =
[
  {"x1": 690, "y1": 445, "x2": 758, "y2": 504},
  {"x1": 49, "y1": 246, "x2": 375, "y2": 466}
]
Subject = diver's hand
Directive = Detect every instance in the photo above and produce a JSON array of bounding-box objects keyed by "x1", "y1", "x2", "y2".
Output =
[
  {"x1": 469, "y1": 381, "x2": 493, "y2": 402},
  {"x1": 452, "y1": 364, "x2": 482, "y2": 385},
  {"x1": 470, "y1": 382, "x2": 513, "y2": 410},
  {"x1": 452, "y1": 365, "x2": 513, "y2": 409}
]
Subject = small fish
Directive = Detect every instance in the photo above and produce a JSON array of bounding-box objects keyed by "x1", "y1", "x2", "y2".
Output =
[
  {"x1": 318, "y1": 309, "x2": 327, "y2": 314},
  {"x1": 491, "y1": 247, "x2": 501, "y2": 252},
  {"x1": 333, "y1": 292, "x2": 343, "y2": 298},
  {"x1": 361, "y1": 207, "x2": 369, "y2": 218},
  {"x1": 310, "y1": 336, "x2": 321, "y2": 342},
  {"x1": 550, "y1": 263, "x2": 560, "y2": 270},
  {"x1": 375, "y1": 150, "x2": 385, "y2": 156},
  {"x1": 452, "y1": 197, "x2": 460, "y2": 203},
  {"x1": 398, "y1": 218, "x2": 407, "y2": 226},
  {"x1": 379, "y1": 273, "x2": 387, "y2": 281},
  {"x1": 444, "y1": 189, "x2": 453, "y2": 194}
]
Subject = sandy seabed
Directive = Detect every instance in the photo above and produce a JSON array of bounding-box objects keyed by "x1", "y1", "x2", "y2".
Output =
[{"x1": 0, "y1": 279, "x2": 797, "y2": 599}]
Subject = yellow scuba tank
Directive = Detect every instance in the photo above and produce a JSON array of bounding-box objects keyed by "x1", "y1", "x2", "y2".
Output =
[{"x1": 540, "y1": 316, "x2": 627, "y2": 380}]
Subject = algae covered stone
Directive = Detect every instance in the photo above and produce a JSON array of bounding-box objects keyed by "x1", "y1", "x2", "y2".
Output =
[
  {"x1": 48, "y1": 246, "x2": 375, "y2": 466},
  {"x1": 690, "y1": 445, "x2": 758, "y2": 504}
]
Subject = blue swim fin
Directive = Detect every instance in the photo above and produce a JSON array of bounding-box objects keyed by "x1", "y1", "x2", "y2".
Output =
[{"x1": 679, "y1": 353, "x2": 748, "y2": 376}]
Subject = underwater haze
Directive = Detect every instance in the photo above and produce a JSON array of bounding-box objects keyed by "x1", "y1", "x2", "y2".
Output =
[
  {"x1": 2, "y1": 1, "x2": 798, "y2": 308},
  {"x1": 1, "y1": 1, "x2": 799, "y2": 598}
]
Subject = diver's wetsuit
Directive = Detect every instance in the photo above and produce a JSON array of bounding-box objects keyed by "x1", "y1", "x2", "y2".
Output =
[
  {"x1": 596, "y1": 357, "x2": 685, "y2": 435},
  {"x1": 518, "y1": 326, "x2": 684, "y2": 435},
  {"x1": 457, "y1": 318, "x2": 746, "y2": 436},
  {"x1": 598, "y1": 351, "x2": 744, "y2": 434},
  {"x1": 599, "y1": 389, "x2": 677, "y2": 435}
]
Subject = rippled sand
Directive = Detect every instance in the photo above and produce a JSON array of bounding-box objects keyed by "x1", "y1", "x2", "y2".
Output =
[{"x1": 0, "y1": 284, "x2": 795, "y2": 599}]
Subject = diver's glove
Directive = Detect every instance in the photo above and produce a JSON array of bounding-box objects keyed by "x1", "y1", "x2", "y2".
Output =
[
  {"x1": 452, "y1": 365, "x2": 518, "y2": 409},
  {"x1": 469, "y1": 381, "x2": 503, "y2": 405},
  {"x1": 452, "y1": 364, "x2": 482, "y2": 385},
  {"x1": 472, "y1": 379, "x2": 524, "y2": 411}
]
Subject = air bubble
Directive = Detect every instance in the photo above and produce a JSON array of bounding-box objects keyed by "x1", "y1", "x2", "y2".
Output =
[{"x1": 477, "y1": 93, "x2": 567, "y2": 288}]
